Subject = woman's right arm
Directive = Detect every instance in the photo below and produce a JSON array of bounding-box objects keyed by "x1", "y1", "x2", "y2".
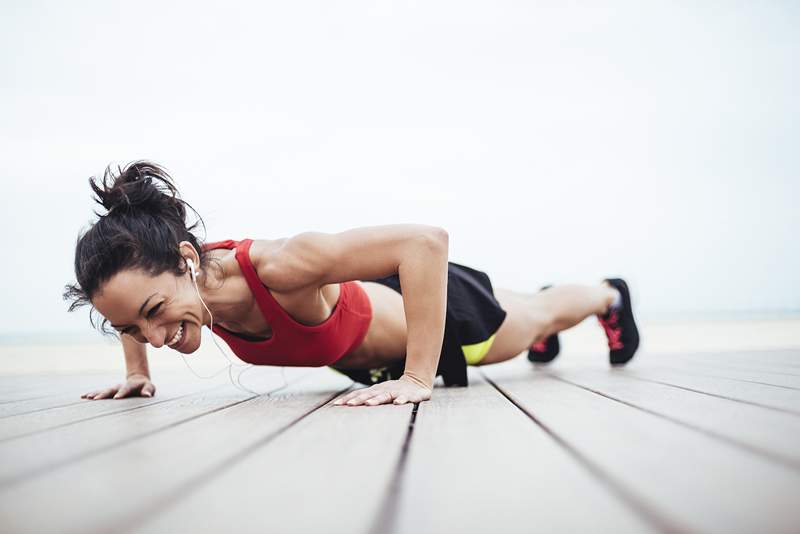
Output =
[{"x1": 81, "y1": 335, "x2": 156, "y2": 400}]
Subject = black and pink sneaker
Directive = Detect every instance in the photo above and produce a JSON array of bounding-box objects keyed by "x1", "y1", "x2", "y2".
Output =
[
  {"x1": 598, "y1": 278, "x2": 640, "y2": 365},
  {"x1": 527, "y1": 285, "x2": 561, "y2": 364}
]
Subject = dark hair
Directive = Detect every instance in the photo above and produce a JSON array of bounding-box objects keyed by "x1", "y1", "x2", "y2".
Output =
[{"x1": 63, "y1": 160, "x2": 215, "y2": 337}]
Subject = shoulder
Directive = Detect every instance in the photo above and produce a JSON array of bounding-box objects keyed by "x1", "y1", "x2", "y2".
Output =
[{"x1": 247, "y1": 237, "x2": 318, "y2": 293}]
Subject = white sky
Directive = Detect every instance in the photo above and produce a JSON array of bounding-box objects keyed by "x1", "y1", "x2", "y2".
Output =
[{"x1": 1, "y1": 0, "x2": 798, "y2": 339}]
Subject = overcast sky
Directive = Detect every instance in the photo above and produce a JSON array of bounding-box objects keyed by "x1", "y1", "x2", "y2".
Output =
[{"x1": 1, "y1": 0, "x2": 797, "y2": 339}]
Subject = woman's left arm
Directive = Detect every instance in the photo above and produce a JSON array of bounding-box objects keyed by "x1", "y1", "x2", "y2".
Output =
[
  {"x1": 255, "y1": 224, "x2": 449, "y2": 407},
  {"x1": 395, "y1": 234, "x2": 449, "y2": 389},
  {"x1": 335, "y1": 234, "x2": 448, "y2": 406}
]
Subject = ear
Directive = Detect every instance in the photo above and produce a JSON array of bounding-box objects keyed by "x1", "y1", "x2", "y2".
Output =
[{"x1": 177, "y1": 241, "x2": 200, "y2": 274}]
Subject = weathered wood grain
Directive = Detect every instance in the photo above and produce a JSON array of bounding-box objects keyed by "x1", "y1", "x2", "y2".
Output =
[
  {"x1": 0, "y1": 373, "x2": 191, "y2": 418},
  {"x1": 621, "y1": 366, "x2": 800, "y2": 414},
  {"x1": 482, "y1": 359, "x2": 800, "y2": 534},
  {"x1": 666, "y1": 350, "x2": 800, "y2": 375},
  {"x1": 0, "y1": 368, "x2": 353, "y2": 534},
  {"x1": 0, "y1": 380, "x2": 208, "y2": 441},
  {"x1": 128, "y1": 374, "x2": 412, "y2": 534},
  {"x1": 392, "y1": 367, "x2": 653, "y2": 534},
  {"x1": 649, "y1": 354, "x2": 800, "y2": 388},
  {"x1": 0, "y1": 373, "x2": 120, "y2": 402},
  {"x1": 3, "y1": 348, "x2": 800, "y2": 534},
  {"x1": 0, "y1": 369, "x2": 316, "y2": 488},
  {"x1": 546, "y1": 365, "x2": 800, "y2": 469},
  {"x1": 0, "y1": 392, "x2": 86, "y2": 417}
]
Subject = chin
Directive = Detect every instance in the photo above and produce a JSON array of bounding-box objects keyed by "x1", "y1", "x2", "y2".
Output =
[{"x1": 184, "y1": 339, "x2": 201, "y2": 354}]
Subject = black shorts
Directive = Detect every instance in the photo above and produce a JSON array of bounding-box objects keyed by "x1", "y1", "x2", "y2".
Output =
[{"x1": 329, "y1": 261, "x2": 508, "y2": 387}]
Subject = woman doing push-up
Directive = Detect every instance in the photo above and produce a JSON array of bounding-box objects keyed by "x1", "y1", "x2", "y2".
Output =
[{"x1": 63, "y1": 161, "x2": 640, "y2": 407}]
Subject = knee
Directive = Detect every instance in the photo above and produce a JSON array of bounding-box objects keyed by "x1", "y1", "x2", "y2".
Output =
[{"x1": 531, "y1": 309, "x2": 558, "y2": 341}]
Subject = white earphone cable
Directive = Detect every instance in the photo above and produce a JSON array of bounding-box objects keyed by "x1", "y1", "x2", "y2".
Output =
[{"x1": 179, "y1": 259, "x2": 289, "y2": 395}]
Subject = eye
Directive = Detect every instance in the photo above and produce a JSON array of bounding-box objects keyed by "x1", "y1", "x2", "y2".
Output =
[{"x1": 147, "y1": 303, "x2": 163, "y2": 318}]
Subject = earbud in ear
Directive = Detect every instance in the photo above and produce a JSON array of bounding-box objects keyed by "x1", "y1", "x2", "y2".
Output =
[{"x1": 186, "y1": 258, "x2": 198, "y2": 280}]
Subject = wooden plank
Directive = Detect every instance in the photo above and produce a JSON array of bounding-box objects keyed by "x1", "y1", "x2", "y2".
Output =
[
  {"x1": 0, "y1": 372, "x2": 191, "y2": 418},
  {"x1": 0, "y1": 392, "x2": 90, "y2": 418},
  {"x1": 621, "y1": 366, "x2": 800, "y2": 415},
  {"x1": 482, "y1": 359, "x2": 800, "y2": 534},
  {"x1": 0, "y1": 380, "x2": 209, "y2": 441},
  {"x1": 649, "y1": 353, "x2": 800, "y2": 379},
  {"x1": 0, "y1": 386, "x2": 234, "y2": 487},
  {"x1": 645, "y1": 355, "x2": 800, "y2": 389},
  {"x1": 392, "y1": 367, "x2": 654, "y2": 533},
  {"x1": 546, "y1": 366, "x2": 800, "y2": 469},
  {"x1": 0, "y1": 368, "x2": 353, "y2": 534},
  {"x1": 0, "y1": 373, "x2": 121, "y2": 402},
  {"x1": 0, "y1": 368, "x2": 314, "y2": 488},
  {"x1": 124, "y1": 376, "x2": 413, "y2": 534},
  {"x1": 0, "y1": 393, "x2": 59, "y2": 405},
  {"x1": 0, "y1": 368, "x2": 286, "y2": 440},
  {"x1": 666, "y1": 350, "x2": 800, "y2": 376}
]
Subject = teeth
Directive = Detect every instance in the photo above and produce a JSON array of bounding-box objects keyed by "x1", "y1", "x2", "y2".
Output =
[{"x1": 168, "y1": 322, "x2": 184, "y2": 347}]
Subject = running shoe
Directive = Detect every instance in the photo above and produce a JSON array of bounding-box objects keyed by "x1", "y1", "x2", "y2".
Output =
[
  {"x1": 527, "y1": 285, "x2": 561, "y2": 364},
  {"x1": 598, "y1": 278, "x2": 640, "y2": 365}
]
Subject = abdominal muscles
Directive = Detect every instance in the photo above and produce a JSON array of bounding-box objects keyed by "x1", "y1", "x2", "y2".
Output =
[{"x1": 332, "y1": 281, "x2": 408, "y2": 370}]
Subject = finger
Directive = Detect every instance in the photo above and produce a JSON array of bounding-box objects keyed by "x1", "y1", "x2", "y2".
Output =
[
  {"x1": 332, "y1": 393, "x2": 353, "y2": 405},
  {"x1": 366, "y1": 393, "x2": 393, "y2": 406},
  {"x1": 114, "y1": 383, "x2": 136, "y2": 399},
  {"x1": 348, "y1": 389, "x2": 386, "y2": 405},
  {"x1": 93, "y1": 387, "x2": 118, "y2": 400},
  {"x1": 82, "y1": 390, "x2": 100, "y2": 399},
  {"x1": 393, "y1": 395, "x2": 408, "y2": 405},
  {"x1": 333, "y1": 388, "x2": 367, "y2": 405},
  {"x1": 346, "y1": 393, "x2": 373, "y2": 406},
  {"x1": 141, "y1": 383, "x2": 155, "y2": 397}
]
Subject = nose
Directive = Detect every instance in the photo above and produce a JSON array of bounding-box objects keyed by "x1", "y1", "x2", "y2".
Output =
[{"x1": 142, "y1": 323, "x2": 168, "y2": 348}]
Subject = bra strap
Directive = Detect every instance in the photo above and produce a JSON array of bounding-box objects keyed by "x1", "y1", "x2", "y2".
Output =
[
  {"x1": 201, "y1": 239, "x2": 238, "y2": 252},
  {"x1": 234, "y1": 238, "x2": 281, "y2": 323}
]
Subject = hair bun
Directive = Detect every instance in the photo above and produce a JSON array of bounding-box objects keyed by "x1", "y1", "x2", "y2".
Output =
[{"x1": 90, "y1": 160, "x2": 184, "y2": 220}]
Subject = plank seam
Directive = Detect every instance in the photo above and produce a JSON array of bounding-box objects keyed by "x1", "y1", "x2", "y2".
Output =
[
  {"x1": 0, "y1": 400, "x2": 91, "y2": 419},
  {"x1": 0, "y1": 393, "x2": 259, "y2": 490},
  {"x1": 551, "y1": 376, "x2": 800, "y2": 472},
  {"x1": 0, "y1": 387, "x2": 226, "y2": 444},
  {"x1": 649, "y1": 365, "x2": 800, "y2": 391},
  {"x1": 367, "y1": 402, "x2": 419, "y2": 534},
  {"x1": 0, "y1": 373, "x2": 324, "y2": 489},
  {"x1": 0, "y1": 395, "x2": 58, "y2": 405},
  {"x1": 666, "y1": 358, "x2": 800, "y2": 378},
  {"x1": 623, "y1": 375, "x2": 800, "y2": 417},
  {"x1": 115, "y1": 385, "x2": 355, "y2": 534},
  {"x1": 482, "y1": 370, "x2": 689, "y2": 534}
]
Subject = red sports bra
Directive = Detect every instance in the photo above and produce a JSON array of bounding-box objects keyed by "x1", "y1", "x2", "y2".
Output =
[{"x1": 201, "y1": 238, "x2": 373, "y2": 367}]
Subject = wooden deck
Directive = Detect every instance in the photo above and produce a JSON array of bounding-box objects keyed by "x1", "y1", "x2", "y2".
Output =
[{"x1": 1, "y1": 349, "x2": 800, "y2": 534}]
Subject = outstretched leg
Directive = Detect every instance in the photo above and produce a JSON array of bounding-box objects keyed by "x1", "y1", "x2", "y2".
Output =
[{"x1": 474, "y1": 282, "x2": 618, "y2": 366}]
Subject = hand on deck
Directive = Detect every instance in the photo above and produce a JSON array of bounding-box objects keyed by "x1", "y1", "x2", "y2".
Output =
[
  {"x1": 332, "y1": 374, "x2": 432, "y2": 407},
  {"x1": 81, "y1": 373, "x2": 156, "y2": 400}
]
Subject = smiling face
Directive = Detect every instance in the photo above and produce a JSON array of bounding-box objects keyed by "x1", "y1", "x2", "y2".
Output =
[{"x1": 92, "y1": 262, "x2": 206, "y2": 353}]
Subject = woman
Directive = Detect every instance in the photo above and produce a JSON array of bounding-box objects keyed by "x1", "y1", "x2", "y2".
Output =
[{"x1": 64, "y1": 161, "x2": 640, "y2": 407}]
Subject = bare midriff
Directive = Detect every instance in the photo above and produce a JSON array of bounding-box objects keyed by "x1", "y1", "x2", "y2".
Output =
[{"x1": 330, "y1": 281, "x2": 408, "y2": 370}]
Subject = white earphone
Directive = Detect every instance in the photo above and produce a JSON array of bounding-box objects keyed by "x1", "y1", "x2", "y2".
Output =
[{"x1": 186, "y1": 258, "x2": 198, "y2": 280}]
